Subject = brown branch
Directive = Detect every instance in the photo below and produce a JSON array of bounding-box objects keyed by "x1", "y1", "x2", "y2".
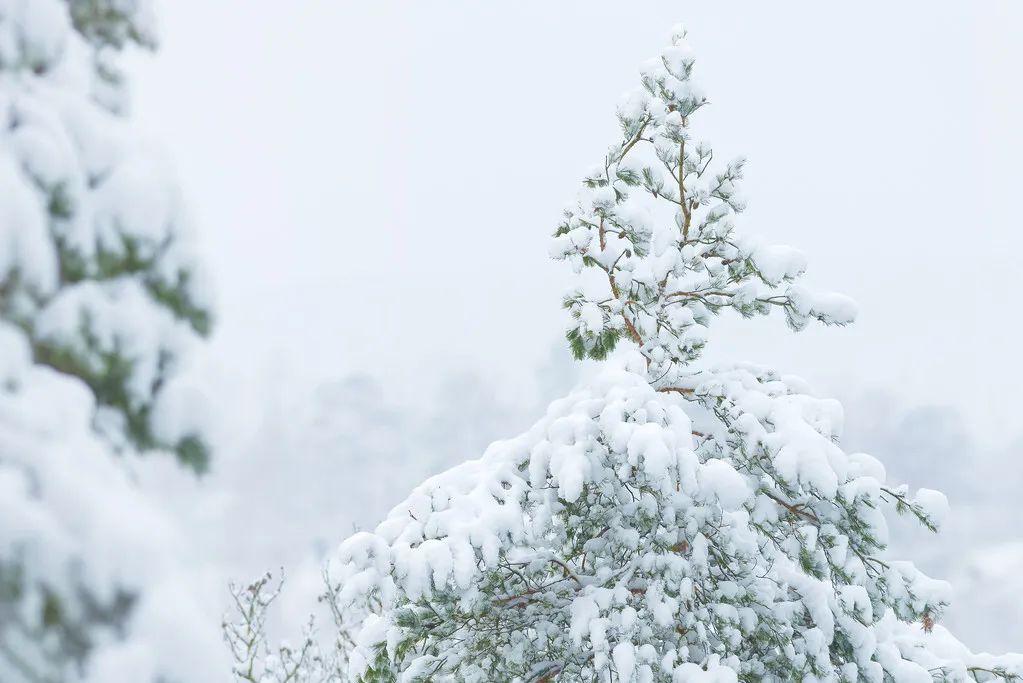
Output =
[
  {"x1": 666, "y1": 290, "x2": 733, "y2": 299},
  {"x1": 493, "y1": 587, "x2": 543, "y2": 607},
  {"x1": 622, "y1": 315, "x2": 643, "y2": 346},
  {"x1": 657, "y1": 387, "x2": 695, "y2": 396},
  {"x1": 764, "y1": 492, "x2": 820, "y2": 524},
  {"x1": 679, "y1": 139, "x2": 692, "y2": 240},
  {"x1": 549, "y1": 557, "x2": 583, "y2": 586},
  {"x1": 616, "y1": 118, "x2": 650, "y2": 163}
]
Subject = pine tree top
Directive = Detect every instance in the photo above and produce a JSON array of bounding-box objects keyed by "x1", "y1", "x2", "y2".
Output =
[{"x1": 551, "y1": 25, "x2": 855, "y2": 389}]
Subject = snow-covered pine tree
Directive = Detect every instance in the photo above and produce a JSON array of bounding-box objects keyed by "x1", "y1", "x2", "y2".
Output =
[
  {"x1": 1, "y1": 0, "x2": 218, "y2": 679},
  {"x1": 0, "y1": 0, "x2": 212, "y2": 472},
  {"x1": 324, "y1": 25, "x2": 1022, "y2": 682}
]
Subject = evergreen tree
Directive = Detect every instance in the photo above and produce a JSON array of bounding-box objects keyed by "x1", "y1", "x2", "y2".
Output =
[
  {"x1": 0, "y1": 0, "x2": 212, "y2": 472},
  {"x1": 0, "y1": 0, "x2": 218, "y2": 679},
  {"x1": 320, "y1": 25, "x2": 1021, "y2": 682}
]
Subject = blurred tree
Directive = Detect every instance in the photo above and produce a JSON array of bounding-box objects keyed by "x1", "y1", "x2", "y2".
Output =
[{"x1": 0, "y1": 0, "x2": 216, "y2": 679}]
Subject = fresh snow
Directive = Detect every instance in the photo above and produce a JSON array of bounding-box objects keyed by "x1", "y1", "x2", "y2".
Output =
[
  {"x1": 1, "y1": 1, "x2": 216, "y2": 679},
  {"x1": 318, "y1": 23, "x2": 1023, "y2": 683}
]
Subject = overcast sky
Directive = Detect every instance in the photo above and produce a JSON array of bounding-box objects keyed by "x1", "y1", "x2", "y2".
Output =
[{"x1": 125, "y1": 1, "x2": 1023, "y2": 443}]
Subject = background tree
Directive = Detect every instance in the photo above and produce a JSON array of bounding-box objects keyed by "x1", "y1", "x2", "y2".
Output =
[
  {"x1": 321, "y1": 25, "x2": 1021, "y2": 682},
  {"x1": 0, "y1": 0, "x2": 212, "y2": 471},
  {"x1": 0, "y1": 0, "x2": 218, "y2": 679}
]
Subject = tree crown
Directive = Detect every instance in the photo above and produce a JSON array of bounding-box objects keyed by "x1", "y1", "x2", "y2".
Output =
[{"x1": 551, "y1": 25, "x2": 854, "y2": 389}]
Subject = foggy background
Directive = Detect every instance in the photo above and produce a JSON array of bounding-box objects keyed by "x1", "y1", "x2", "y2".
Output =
[{"x1": 122, "y1": 1, "x2": 1022, "y2": 655}]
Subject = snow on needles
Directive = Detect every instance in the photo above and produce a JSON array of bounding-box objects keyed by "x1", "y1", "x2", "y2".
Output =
[
  {"x1": 1, "y1": 1, "x2": 220, "y2": 680},
  {"x1": 329, "y1": 359, "x2": 1019, "y2": 681},
  {"x1": 0, "y1": 324, "x2": 223, "y2": 681},
  {"x1": 550, "y1": 23, "x2": 857, "y2": 384},
  {"x1": 322, "y1": 24, "x2": 1022, "y2": 683},
  {"x1": 0, "y1": 0, "x2": 213, "y2": 463}
]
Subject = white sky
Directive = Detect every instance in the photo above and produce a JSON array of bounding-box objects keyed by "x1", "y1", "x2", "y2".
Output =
[{"x1": 126, "y1": 1, "x2": 1023, "y2": 442}]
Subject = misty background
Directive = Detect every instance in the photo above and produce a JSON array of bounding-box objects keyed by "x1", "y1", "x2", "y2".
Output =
[{"x1": 122, "y1": 1, "x2": 1021, "y2": 656}]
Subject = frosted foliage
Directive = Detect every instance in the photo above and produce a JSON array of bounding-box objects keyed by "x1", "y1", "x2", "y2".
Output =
[
  {"x1": 0, "y1": 0, "x2": 213, "y2": 471},
  {"x1": 549, "y1": 26, "x2": 855, "y2": 389},
  {"x1": 0, "y1": 0, "x2": 218, "y2": 680},
  {"x1": 0, "y1": 323, "x2": 222, "y2": 682},
  {"x1": 323, "y1": 25, "x2": 1022, "y2": 683},
  {"x1": 66, "y1": 0, "x2": 158, "y2": 50},
  {"x1": 333, "y1": 363, "x2": 1020, "y2": 682}
]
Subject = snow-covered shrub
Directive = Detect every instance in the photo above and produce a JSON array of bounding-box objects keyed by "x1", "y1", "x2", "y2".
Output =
[
  {"x1": 1, "y1": 0, "x2": 218, "y2": 679},
  {"x1": 317, "y1": 25, "x2": 1022, "y2": 682},
  {"x1": 223, "y1": 570, "x2": 346, "y2": 683}
]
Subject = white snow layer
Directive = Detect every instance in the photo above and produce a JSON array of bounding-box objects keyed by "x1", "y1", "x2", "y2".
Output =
[
  {"x1": 0, "y1": 323, "x2": 224, "y2": 680},
  {"x1": 332, "y1": 358, "x2": 1022, "y2": 680},
  {"x1": 0, "y1": 0, "x2": 207, "y2": 413},
  {"x1": 1, "y1": 1, "x2": 218, "y2": 680}
]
